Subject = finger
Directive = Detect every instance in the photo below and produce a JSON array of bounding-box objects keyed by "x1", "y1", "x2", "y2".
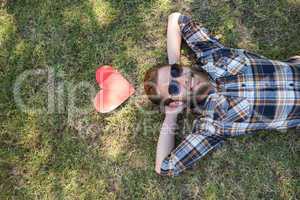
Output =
[{"x1": 171, "y1": 101, "x2": 183, "y2": 107}]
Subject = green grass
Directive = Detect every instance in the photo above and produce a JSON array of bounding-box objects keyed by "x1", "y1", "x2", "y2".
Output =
[{"x1": 0, "y1": 0, "x2": 300, "y2": 199}]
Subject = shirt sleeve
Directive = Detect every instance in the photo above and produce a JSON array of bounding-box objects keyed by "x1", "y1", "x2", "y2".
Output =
[
  {"x1": 178, "y1": 14, "x2": 224, "y2": 59},
  {"x1": 158, "y1": 132, "x2": 224, "y2": 176}
]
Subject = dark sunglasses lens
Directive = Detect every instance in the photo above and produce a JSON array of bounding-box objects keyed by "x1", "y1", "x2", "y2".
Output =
[
  {"x1": 168, "y1": 80, "x2": 180, "y2": 95},
  {"x1": 171, "y1": 64, "x2": 182, "y2": 77}
]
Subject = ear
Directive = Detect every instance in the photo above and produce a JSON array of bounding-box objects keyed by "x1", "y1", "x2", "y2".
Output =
[{"x1": 169, "y1": 101, "x2": 183, "y2": 107}]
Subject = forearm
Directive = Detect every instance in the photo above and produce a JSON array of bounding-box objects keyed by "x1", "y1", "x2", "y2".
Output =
[
  {"x1": 155, "y1": 114, "x2": 178, "y2": 174},
  {"x1": 167, "y1": 12, "x2": 182, "y2": 64}
]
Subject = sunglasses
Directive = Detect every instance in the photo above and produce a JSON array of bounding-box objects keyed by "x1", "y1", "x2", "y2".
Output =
[{"x1": 168, "y1": 64, "x2": 191, "y2": 96}]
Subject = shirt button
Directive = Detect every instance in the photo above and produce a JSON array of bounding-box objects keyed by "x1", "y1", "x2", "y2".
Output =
[
  {"x1": 289, "y1": 83, "x2": 294, "y2": 87},
  {"x1": 241, "y1": 83, "x2": 246, "y2": 87}
]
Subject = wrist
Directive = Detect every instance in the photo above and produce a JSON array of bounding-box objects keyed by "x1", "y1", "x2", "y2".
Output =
[
  {"x1": 161, "y1": 114, "x2": 178, "y2": 134},
  {"x1": 165, "y1": 113, "x2": 178, "y2": 121}
]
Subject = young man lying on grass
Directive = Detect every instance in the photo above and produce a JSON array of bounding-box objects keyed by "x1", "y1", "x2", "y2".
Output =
[{"x1": 143, "y1": 12, "x2": 300, "y2": 176}]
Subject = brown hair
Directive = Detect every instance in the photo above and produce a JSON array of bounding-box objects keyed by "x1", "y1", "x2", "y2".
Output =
[{"x1": 143, "y1": 64, "x2": 173, "y2": 105}]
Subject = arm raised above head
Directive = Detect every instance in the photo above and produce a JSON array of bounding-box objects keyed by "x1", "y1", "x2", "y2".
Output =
[
  {"x1": 156, "y1": 130, "x2": 225, "y2": 176},
  {"x1": 155, "y1": 101, "x2": 185, "y2": 175},
  {"x1": 170, "y1": 13, "x2": 224, "y2": 59},
  {"x1": 167, "y1": 12, "x2": 182, "y2": 65},
  {"x1": 155, "y1": 102, "x2": 225, "y2": 176}
]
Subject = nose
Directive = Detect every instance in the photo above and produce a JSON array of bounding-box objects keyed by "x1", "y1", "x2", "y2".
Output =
[
  {"x1": 176, "y1": 76, "x2": 190, "y2": 91},
  {"x1": 175, "y1": 76, "x2": 185, "y2": 85},
  {"x1": 171, "y1": 68, "x2": 192, "y2": 95}
]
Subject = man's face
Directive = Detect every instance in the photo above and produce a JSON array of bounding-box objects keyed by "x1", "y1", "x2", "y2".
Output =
[{"x1": 156, "y1": 66, "x2": 210, "y2": 104}]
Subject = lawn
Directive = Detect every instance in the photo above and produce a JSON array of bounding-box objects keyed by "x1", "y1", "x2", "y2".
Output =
[{"x1": 0, "y1": 0, "x2": 299, "y2": 199}]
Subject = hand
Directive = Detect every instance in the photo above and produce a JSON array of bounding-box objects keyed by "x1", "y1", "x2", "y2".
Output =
[{"x1": 164, "y1": 101, "x2": 186, "y2": 117}]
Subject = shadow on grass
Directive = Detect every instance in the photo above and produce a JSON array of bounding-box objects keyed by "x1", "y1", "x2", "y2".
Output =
[
  {"x1": 189, "y1": 0, "x2": 300, "y2": 59},
  {"x1": 1, "y1": 0, "x2": 164, "y2": 198},
  {"x1": 1, "y1": 0, "x2": 300, "y2": 199}
]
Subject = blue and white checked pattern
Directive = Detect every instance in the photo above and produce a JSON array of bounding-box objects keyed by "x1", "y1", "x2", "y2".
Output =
[{"x1": 159, "y1": 15, "x2": 300, "y2": 176}]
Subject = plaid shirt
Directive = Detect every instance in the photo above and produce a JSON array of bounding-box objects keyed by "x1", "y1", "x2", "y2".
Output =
[{"x1": 160, "y1": 14, "x2": 300, "y2": 176}]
